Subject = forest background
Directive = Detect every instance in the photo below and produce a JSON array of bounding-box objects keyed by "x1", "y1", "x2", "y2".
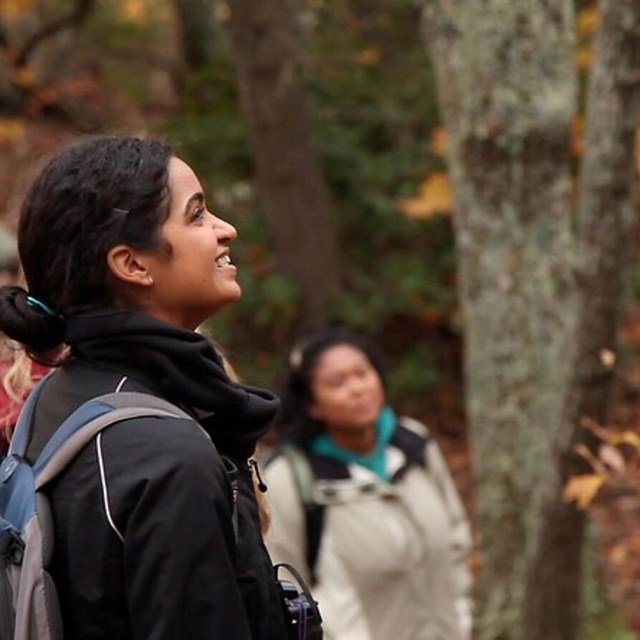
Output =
[{"x1": 1, "y1": 1, "x2": 640, "y2": 639}]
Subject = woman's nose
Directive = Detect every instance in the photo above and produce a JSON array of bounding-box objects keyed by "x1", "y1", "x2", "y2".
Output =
[{"x1": 212, "y1": 214, "x2": 238, "y2": 242}]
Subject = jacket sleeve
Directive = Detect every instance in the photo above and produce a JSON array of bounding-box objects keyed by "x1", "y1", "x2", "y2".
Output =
[
  {"x1": 103, "y1": 416, "x2": 253, "y2": 640},
  {"x1": 425, "y1": 437, "x2": 475, "y2": 639}
]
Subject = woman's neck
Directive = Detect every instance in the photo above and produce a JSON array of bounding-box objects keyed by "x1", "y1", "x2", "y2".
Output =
[{"x1": 326, "y1": 425, "x2": 376, "y2": 455}]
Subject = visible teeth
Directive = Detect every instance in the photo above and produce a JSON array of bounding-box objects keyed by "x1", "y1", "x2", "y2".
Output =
[{"x1": 216, "y1": 255, "x2": 231, "y2": 267}]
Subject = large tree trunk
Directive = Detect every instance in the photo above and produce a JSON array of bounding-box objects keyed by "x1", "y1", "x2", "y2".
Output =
[
  {"x1": 226, "y1": 0, "x2": 341, "y2": 332},
  {"x1": 423, "y1": 2, "x2": 577, "y2": 638},
  {"x1": 523, "y1": 3, "x2": 640, "y2": 639},
  {"x1": 172, "y1": 0, "x2": 217, "y2": 72},
  {"x1": 424, "y1": 0, "x2": 640, "y2": 638}
]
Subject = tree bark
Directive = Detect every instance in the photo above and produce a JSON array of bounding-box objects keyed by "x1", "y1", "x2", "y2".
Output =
[
  {"x1": 226, "y1": 0, "x2": 341, "y2": 332},
  {"x1": 523, "y1": 3, "x2": 640, "y2": 639},
  {"x1": 425, "y1": 0, "x2": 640, "y2": 637},
  {"x1": 172, "y1": 0, "x2": 217, "y2": 72},
  {"x1": 423, "y1": 2, "x2": 578, "y2": 638}
]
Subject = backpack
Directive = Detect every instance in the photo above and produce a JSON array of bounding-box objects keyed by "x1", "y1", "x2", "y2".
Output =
[
  {"x1": 264, "y1": 444, "x2": 325, "y2": 585},
  {"x1": 0, "y1": 375, "x2": 193, "y2": 640}
]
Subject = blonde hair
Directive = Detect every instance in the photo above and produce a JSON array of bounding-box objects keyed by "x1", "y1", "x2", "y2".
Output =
[{"x1": 3, "y1": 350, "x2": 36, "y2": 404}]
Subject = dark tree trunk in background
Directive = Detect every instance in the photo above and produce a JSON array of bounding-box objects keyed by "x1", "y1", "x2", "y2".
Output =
[
  {"x1": 226, "y1": 0, "x2": 341, "y2": 332},
  {"x1": 172, "y1": 0, "x2": 217, "y2": 72},
  {"x1": 423, "y1": 0, "x2": 640, "y2": 638}
]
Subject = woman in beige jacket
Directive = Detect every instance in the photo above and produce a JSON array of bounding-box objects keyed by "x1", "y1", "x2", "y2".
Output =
[{"x1": 263, "y1": 328, "x2": 474, "y2": 640}]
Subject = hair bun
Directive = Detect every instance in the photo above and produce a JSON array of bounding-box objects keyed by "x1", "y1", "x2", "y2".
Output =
[{"x1": 0, "y1": 286, "x2": 66, "y2": 356}]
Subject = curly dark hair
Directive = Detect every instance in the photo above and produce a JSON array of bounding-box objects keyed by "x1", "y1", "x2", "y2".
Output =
[
  {"x1": 0, "y1": 135, "x2": 173, "y2": 359},
  {"x1": 274, "y1": 327, "x2": 387, "y2": 450}
]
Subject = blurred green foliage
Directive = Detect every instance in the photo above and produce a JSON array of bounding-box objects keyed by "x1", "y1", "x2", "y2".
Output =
[{"x1": 161, "y1": 0, "x2": 462, "y2": 419}]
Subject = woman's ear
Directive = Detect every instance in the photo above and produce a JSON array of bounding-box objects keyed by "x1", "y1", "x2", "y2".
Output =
[{"x1": 107, "y1": 245, "x2": 152, "y2": 287}]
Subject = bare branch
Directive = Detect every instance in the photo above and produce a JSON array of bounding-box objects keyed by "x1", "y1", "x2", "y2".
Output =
[{"x1": 13, "y1": 0, "x2": 96, "y2": 68}]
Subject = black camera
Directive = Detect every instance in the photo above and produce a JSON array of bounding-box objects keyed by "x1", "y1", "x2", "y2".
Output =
[{"x1": 275, "y1": 563, "x2": 323, "y2": 640}]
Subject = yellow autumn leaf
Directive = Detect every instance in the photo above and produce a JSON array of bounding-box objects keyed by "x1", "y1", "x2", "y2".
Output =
[
  {"x1": 357, "y1": 48, "x2": 381, "y2": 66},
  {"x1": 12, "y1": 66, "x2": 36, "y2": 89},
  {"x1": 0, "y1": 0, "x2": 35, "y2": 19},
  {"x1": 396, "y1": 172, "x2": 453, "y2": 220},
  {"x1": 576, "y1": 46, "x2": 593, "y2": 72},
  {"x1": 429, "y1": 126, "x2": 448, "y2": 156},
  {"x1": 120, "y1": 0, "x2": 146, "y2": 20},
  {"x1": 607, "y1": 431, "x2": 640, "y2": 452},
  {"x1": 0, "y1": 118, "x2": 25, "y2": 144},
  {"x1": 562, "y1": 473, "x2": 605, "y2": 509},
  {"x1": 577, "y1": 6, "x2": 599, "y2": 37}
]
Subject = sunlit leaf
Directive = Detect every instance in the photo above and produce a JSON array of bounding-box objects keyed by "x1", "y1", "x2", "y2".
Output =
[
  {"x1": 429, "y1": 126, "x2": 448, "y2": 156},
  {"x1": 599, "y1": 348, "x2": 616, "y2": 368},
  {"x1": 607, "y1": 542, "x2": 627, "y2": 566},
  {"x1": 357, "y1": 47, "x2": 381, "y2": 66},
  {"x1": 0, "y1": 0, "x2": 35, "y2": 19},
  {"x1": 120, "y1": 0, "x2": 146, "y2": 20},
  {"x1": 598, "y1": 444, "x2": 626, "y2": 474},
  {"x1": 0, "y1": 118, "x2": 25, "y2": 144},
  {"x1": 576, "y1": 46, "x2": 593, "y2": 72},
  {"x1": 216, "y1": 2, "x2": 231, "y2": 21},
  {"x1": 577, "y1": 6, "x2": 599, "y2": 37},
  {"x1": 563, "y1": 473, "x2": 605, "y2": 509},
  {"x1": 607, "y1": 431, "x2": 640, "y2": 451},
  {"x1": 12, "y1": 67, "x2": 36, "y2": 89},
  {"x1": 396, "y1": 172, "x2": 452, "y2": 220}
]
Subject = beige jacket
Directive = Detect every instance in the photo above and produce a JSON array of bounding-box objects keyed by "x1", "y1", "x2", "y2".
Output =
[{"x1": 263, "y1": 417, "x2": 473, "y2": 640}]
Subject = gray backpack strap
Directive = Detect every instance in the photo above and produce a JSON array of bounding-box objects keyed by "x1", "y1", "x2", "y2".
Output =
[
  {"x1": 267, "y1": 444, "x2": 324, "y2": 584},
  {"x1": 35, "y1": 392, "x2": 192, "y2": 490},
  {"x1": 281, "y1": 445, "x2": 316, "y2": 508}
]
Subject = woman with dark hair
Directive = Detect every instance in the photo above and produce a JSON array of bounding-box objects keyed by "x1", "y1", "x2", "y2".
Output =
[
  {"x1": 263, "y1": 328, "x2": 473, "y2": 640},
  {"x1": 0, "y1": 136, "x2": 291, "y2": 639}
]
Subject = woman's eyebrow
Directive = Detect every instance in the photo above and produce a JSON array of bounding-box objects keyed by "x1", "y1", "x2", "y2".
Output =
[{"x1": 183, "y1": 192, "x2": 205, "y2": 216}]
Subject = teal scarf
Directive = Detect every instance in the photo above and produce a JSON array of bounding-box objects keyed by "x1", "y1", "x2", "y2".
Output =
[{"x1": 311, "y1": 406, "x2": 396, "y2": 481}]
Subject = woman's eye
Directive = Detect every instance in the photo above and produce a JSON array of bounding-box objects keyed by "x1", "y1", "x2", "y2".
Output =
[{"x1": 190, "y1": 207, "x2": 206, "y2": 222}]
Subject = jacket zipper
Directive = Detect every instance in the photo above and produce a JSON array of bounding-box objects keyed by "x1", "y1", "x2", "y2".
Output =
[{"x1": 248, "y1": 458, "x2": 268, "y2": 493}]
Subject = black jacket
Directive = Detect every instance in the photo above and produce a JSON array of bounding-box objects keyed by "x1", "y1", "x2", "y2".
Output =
[{"x1": 24, "y1": 310, "x2": 288, "y2": 640}]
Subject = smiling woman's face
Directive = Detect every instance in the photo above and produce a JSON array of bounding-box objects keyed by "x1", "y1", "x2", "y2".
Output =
[{"x1": 138, "y1": 157, "x2": 241, "y2": 329}]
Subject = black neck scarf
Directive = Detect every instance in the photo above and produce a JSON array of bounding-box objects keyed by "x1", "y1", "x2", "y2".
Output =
[{"x1": 65, "y1": 308, "x2": 279, "y2": 460}]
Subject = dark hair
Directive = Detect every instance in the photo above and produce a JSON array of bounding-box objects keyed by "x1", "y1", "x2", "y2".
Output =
[
  {"x1": 275, "y1": 328, "x2": 387, "y2": 449},
  {"x1": 0, "y1": 135, "x2": 174, "y2": 360}
]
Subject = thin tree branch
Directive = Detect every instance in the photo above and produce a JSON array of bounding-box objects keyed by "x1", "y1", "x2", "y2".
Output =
[{"x1": 13, "y1": 0, "x2": 96, "y2": 68}]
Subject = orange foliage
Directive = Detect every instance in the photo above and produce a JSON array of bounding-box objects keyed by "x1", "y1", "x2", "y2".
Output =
[
  {"x1": 396, "y1": 172, "x2": 453, "y2": 220},
  {"x1": 0, "y1": 118, "x2": 25, "y2": 145},
  {"x1": 564, "y1": 418, "x2": 640, "y2": 510},
  {"x1": 577, "y1": 6, "x2": 599, "y2": 37},
  {"x1": 120, "y1": 0, "x2": 146, "y2": 20},
  {"x1": 357, "y1": 48, "x2": 381, "y2": 66},
  {"x1": 429, "y1": 126, "x2": 448, "y2": 156},
  {"x1": 563, "y1": 474, "x2": 605, "y2": 510},
  {"x1": 0, "y1": 0, "x2": 36, "y2": 19}
]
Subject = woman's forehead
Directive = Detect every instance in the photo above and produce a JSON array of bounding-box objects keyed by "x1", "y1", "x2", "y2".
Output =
[{"x1": 313, "y1": 344, "x2": 371, "y2": 374}]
